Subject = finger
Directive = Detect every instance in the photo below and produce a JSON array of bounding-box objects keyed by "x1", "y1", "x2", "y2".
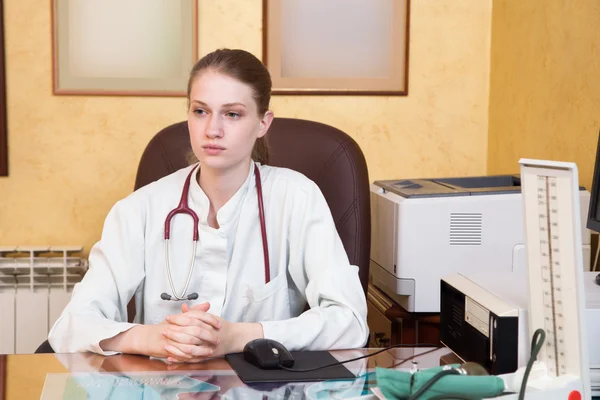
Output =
[
  {"x1": 165, "y1": 348, "x2": 208, "y2": 363},
  {"x1": 184, "y1": 310, "x2": 221, "y2": 329},
  {"x1": 165, "y1": 314, "x2": 199, "y2": 327},
  {"x1": 191, "y1": 302, "x2": 210, "y2": 312},
  {"x1": 182, "y1": 302, "x2": 210, "y2": 314},
  {"x1": 166, "y1": 341, "x2": 214, "y2": 358},
  {"x1": 167, "y1": 311, "x2": 221, "y2": 330},
  {"x1": 164, "y1": 343, "x2": 192, "y2": 360},
  {"x1": 165, "y1": 340, "x2": 213, "y2": 361},
  {"x1": 163, "y1": 329, "x2": 202, "y2": 345},
  {"x1": 164, "y1": 325, "x2": 219, "y2": 345},
  {"x1": 166, "y1": 314, "x2": 215, "y2": 329}
]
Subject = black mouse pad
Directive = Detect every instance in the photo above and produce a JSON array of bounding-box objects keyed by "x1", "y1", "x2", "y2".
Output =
[{"x1": 225, "y1": 351, "x2": 355, "y2": 383}]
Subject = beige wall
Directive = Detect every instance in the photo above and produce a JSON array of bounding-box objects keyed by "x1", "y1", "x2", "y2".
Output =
[
  {"x1": 0, "y1": 0, "x2": 492, "y2": 253},
  {"x1": 488, "y1": 0, "x2": 600, "y2": 190}
]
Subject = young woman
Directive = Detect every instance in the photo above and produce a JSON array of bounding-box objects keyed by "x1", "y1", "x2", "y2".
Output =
[{"x1": 49, "y1": 49, "x2": 368, "y2": 363}]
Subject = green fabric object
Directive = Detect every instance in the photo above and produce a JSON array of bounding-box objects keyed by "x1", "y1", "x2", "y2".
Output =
[{"x1": 375, "y1": 366, "x2": 506, "y2": 400}]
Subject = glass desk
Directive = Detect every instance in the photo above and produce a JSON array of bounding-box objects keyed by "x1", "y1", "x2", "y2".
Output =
[{"x1": 1, "y1": 347, "x2": 453, "y2": 399}]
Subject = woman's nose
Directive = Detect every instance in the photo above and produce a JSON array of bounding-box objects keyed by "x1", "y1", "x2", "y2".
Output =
[{"x1": 205, "y1": 116, "x2": 223, "y2": 138}]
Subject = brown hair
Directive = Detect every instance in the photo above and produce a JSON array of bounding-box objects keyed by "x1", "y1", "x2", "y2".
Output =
[{"x1": 187, "y1": 49, "x2": 271, "y2": 165}]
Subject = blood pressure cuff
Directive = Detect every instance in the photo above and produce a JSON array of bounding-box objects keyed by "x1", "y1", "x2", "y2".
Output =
[{"x1": 375, "y1": 365, "x2": 506, "y2": 400}]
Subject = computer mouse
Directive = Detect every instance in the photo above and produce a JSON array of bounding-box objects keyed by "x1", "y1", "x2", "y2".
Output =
[{"x1": 243, "y1": 338, "x2": 295, "y2": 369}]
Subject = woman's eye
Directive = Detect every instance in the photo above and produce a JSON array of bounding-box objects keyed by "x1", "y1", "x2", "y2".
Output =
[
  {"x1": 193, "y1": 109, "x2": 207, "y2": 115},
  {"x1": 226, "y1": 112, "x2": 240, "y2": 119}
]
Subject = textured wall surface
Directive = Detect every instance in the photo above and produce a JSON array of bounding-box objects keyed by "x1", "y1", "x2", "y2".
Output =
[
  {"x1": 488, "y1": 0, "x2": 600, "y2": 189},
  {"x1": 0, "y1": 0, "x2": 492, "y2": 253}
]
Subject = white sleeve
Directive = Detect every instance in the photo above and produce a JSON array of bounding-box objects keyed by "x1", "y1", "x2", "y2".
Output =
[
  {"x1": 260, "y1": 181, "x2": 369, "y2": 350},
  {"x1": 48, "y1": 197, "x2": 146, "y2": 355}
]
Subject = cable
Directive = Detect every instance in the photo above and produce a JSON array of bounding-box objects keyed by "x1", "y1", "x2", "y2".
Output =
[
  {"x1": 406, "y1": 369, "x2": 461, "y2": 400},
  {"x1": 518, "y1": 328, "x2": 546, "y2": 400},
  {"x1": 279, "y1": 343, "x2": 443, "y2": 373}
]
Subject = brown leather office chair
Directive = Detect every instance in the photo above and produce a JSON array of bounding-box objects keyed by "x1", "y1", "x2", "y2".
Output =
[
  {"x1": 35, "y1": 117, "x2": 371, "y2": 352},
  {"x1": 136, "y1": 117, "x2": 372, "y2": 322}
]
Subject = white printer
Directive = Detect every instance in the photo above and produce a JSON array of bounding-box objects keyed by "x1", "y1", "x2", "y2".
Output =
[{"x1": 369, "y1": 175, "x2": 591, "y2": 313}]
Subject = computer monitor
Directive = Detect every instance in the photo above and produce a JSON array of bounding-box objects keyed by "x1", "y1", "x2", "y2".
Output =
[{"x1": 587, "y1": 130, "x2": 600, "y2": 234}]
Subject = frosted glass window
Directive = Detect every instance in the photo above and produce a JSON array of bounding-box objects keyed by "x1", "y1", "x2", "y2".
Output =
[
  {"x1": 53, "y1": 0, "x2": 197, "y2": 95},
  {"x1": 264, "y1": 0, "x2": 409, "y2": 94},
  {"x1": 281, "y1": 0, "x2": 393, "y2": 79}
]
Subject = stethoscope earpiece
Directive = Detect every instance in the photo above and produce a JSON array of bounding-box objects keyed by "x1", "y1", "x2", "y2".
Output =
[
  {"x1": 160, "y1": 292, "x2": 199, "y2": 301},
  {"x1": 160, "y1": 292, "x2": 172, "y2": 301}
]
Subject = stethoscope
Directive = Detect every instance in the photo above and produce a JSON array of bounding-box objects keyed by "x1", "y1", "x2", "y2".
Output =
[{"x1": 160, "y1": 164, "x2": 271, "y2": 301}]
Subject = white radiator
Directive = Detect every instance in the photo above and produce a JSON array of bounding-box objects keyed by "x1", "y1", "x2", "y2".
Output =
[{"x1": 0, "y1": 246, "x2": 88, "y2": 354}]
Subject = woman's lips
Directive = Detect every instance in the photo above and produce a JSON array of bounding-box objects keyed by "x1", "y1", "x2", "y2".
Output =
[{"x1": 202, "y1": 145, "x2": 225, "y2": 155}]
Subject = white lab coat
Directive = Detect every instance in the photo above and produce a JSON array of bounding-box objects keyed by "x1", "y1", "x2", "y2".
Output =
[{"x1": 49, "y1": 162, "x2": 369, "y2": 355}]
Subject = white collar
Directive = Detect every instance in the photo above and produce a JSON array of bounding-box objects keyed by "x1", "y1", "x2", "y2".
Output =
[{"x1": 188, "y1": 160, "x2": 256, "y2": 230}]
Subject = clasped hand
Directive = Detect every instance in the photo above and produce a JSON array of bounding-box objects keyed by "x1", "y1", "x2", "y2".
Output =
[
  {"x1": 162, "y1": 302, "x2": 229, "y2": 363},
  {"x1": 127, "y1": 302, "x2": 262, "y2": 362}
]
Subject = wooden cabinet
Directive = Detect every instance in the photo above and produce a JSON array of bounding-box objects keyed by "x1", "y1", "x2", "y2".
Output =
[{"x1": 367, "y1": 284, "x2": 440, "y2": 347}]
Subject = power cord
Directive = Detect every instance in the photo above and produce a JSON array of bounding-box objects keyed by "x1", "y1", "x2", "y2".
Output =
[
  {"x1": 518, "y1": 328, "x2": 546, "y2": 400},
  {"x1": 279, "y1": 343, "x2": 443, "y2": 373},
  {"x1": 405, "y1": 369, "x2": 461, "y2": 400}
]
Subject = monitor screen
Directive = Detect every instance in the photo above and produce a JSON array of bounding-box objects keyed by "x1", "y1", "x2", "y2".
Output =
[{"x1": 587, "y1": 130, "x2": 600, "y2": 234}]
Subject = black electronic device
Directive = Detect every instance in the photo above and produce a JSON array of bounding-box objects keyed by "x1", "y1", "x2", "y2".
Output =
[
  {"x1": 587, "y1": 130, "x2": 600, "y2": 233},
  {"x1": 586, "y1": 129, "x2": 600, "y2": 284}
]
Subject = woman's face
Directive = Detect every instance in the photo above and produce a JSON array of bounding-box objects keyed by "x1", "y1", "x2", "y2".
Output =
[{"x1": 188, "y1": 70, "x2": 272, "y2": 172}]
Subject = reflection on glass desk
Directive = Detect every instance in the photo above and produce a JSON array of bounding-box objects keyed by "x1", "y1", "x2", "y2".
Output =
[{"x1": 1, "y1": 347, "x2": 453, "y2": 400}]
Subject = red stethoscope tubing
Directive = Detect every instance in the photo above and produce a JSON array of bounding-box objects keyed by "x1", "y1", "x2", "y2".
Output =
[{"x1": 163, "y1": 164, "x2": 271, "y2": 299}]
